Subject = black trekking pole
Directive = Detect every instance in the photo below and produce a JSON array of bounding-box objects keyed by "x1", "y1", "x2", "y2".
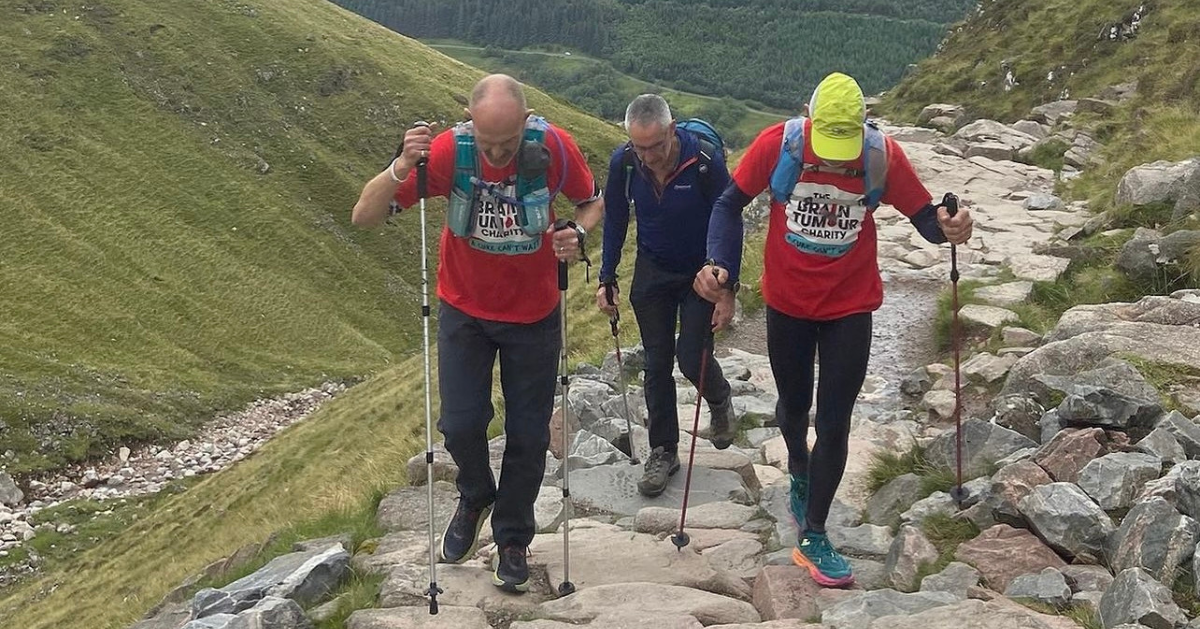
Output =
[
  {"x1": 605, "y1": 284, "x2": 638, "y2": 465},
  {"x1": 555, "y1": 228, "x2": 577, "y2": 597},
  {"x1": 943, "y1": 192, "x2": 968, "y2": 508},
  {"x1": 671, "y1": 267, "x2": 720, "y2": 550},
  {"x1": 411, "y1": 121, "x2": 443, "y2": 615}
]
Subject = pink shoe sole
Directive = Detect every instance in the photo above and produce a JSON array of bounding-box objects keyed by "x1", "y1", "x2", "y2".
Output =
[{"x1": 792, "y1": 547, "x2": 855, "y2": 588}]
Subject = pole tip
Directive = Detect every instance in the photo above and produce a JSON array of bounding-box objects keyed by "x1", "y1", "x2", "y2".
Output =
[
  {"x1": 558, "y1": 581, "x2": 576, "y2": 597},
  {"x1": 670, "y1": 532, "x2": 690, "y2": 550},
  {"x1": 427, "y1": 583, "x2": 443, "y2": 615},
  {"x1": 950, "y1": 484, "x2": 970, "y2": 507}
]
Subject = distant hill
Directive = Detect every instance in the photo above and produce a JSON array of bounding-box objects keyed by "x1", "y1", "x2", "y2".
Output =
[
  {"x1": 0, "y1": 0, "x2": 624, "y2": 477},
  {"x1": 331, "y1": 0, "x2": 975, "y2": 110},
  {"x1": 423, "y1": 41, "x2": 787, "y2": 148}
]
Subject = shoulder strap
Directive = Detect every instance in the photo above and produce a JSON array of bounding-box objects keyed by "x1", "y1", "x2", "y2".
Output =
[
  {"x1": 695, "y1": 137, "x2": 716, "y2": 167},
  {"x1": 621, "y1": 143, "x2": 635, "y2": 207},
  {"x1": 861, "y1": 123, "x2": 888, "y2": 208},
  {"x1": 515, "y1": 116, "x2": 549, "y2": 198},
  {"x1": 694, "y1": 136, "x2": 719, "y2": 204},
  {"x1": 769, "y1": 117, "x2": 807, "y2": 203},
  {"x1": 453, "y1": 121, "x2": 477, "y2": 199},
  {"x1": 767, "y1": 118, "x2": 889, "y2": 208}
]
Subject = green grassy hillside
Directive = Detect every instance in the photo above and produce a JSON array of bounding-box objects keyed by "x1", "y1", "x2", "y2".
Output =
[
  {"x1": 0, "y1": 0, "x2": 636, "y2": 625},
  {"x1": 882, "y1": 0, "x2": 1200, "y2": 207},
  {"x1": 0, "y1": 0, "x2": 626, "y2": 477}
]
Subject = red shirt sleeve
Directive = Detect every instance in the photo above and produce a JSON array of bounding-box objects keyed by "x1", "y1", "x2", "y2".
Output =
[
  {"x1": 731, "y1": 122, "x2": 786, "y2": 198},
  {"x1": 546, "y1": 125, "x2": 598, "y2": 205},
  {"x1": 394, "y1": 129, "x2": 455, "y2": 209},
  {"x1": 880, "y1": 136, "x2": 933, "y2": 217}
]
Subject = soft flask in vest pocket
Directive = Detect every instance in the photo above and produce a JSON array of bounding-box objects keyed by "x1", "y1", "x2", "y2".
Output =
[
  {"x1": 514, "y1": 139, "x2": 552, "y2": 236},
  {"x1": 516, "y1": 187, "x2": 550, "y2": 236},
  {"x1": 446, "y1": 185, "x2": 476, "y2": 238}
]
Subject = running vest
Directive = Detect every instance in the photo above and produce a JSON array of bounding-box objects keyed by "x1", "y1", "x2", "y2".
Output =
[
  {"x1": 447, "y1": 116, "x2": 557, "y2": 238},
  {"x1": 768, "y1": 118, "x2": 889, "y2": 209}
]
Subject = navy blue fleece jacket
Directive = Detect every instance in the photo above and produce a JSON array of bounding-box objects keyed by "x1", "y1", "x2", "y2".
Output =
[{"x1": 599, "y1": 129, "x2": 731, "y2": 283}]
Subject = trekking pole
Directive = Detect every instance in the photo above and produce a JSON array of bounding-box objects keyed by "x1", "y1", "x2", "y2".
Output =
[
  {"x1": 605, "y1": 284, "x2": 638, "y2": 465},
  {"x1": 671, "y1": 268, "x2": 719, "y2": 550},
  {"x1": 411, "y1": 121, "x2": 442, "y2": 615},
  {"x1": 555, "y1": 229, "x2": 577, "y2": 597},
  {"x1": 671, "y1": 335, "x2": 710, "y2": 551},
  {"x1": 943, "y1": 192, "x2": 969, "y2": 508}
]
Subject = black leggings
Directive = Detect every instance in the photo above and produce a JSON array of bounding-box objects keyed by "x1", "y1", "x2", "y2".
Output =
[{"x1": 767, "y1": 306, "x2": 872, "y2": 534}]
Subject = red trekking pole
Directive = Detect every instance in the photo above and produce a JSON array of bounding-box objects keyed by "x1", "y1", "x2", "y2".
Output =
[
  {"x1": 943, "y1": 192, "x2": 969, "y2": 508},
  {"x1": 671, "y1": 266, "x2": 721, "y2": 549}
]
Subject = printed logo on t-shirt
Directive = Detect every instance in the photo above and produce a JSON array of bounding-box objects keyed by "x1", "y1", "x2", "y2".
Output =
[
  {"x1": 469, "y1": 184, "x2": 541, "y2": 256},
  {"x1": 783, "y1": 181, "x2": 868, "y2": 258}
]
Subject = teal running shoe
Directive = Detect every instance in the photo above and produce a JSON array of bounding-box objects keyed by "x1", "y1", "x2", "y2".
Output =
[{"x1": 793, "y1": 530, "x2": 855, "y2": 587}]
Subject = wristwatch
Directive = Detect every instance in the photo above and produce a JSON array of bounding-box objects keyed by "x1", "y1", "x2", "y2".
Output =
[
  {"x1": 554, "y1": 219, "x2": 586, "y2": 245},
  {"x1": 705, "y1": 258, "x2": 740, "y2": 293}
]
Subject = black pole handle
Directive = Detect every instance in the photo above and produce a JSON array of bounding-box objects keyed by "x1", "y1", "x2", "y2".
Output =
[
  {"x1": 942, "y1": 192, "x2": 959, "y2": 217},
  {"x1": 605, "y1": 283, "x2": 619, "y2": 332},
  {"x1": 943, "y1": 192, "x2": 960, "y2": 281},
  {"x1": 414, "y1": 121, "x2": 430, "y2": 199},
  {"x1": 553, "y1": 220, "x2": 576, "y2": 291}
]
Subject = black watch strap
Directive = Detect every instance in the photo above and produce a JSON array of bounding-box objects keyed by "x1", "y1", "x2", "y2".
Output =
[{"x1": 705, "y1": 259, "x2": 739, "y2": 293}]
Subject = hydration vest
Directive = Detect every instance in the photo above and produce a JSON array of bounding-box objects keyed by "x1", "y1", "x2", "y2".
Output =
[
  {"x1": 768, "y1": 117, "x2": 889, "y2": 209},
  {"x1": 447, "y1": 115, "x2": 558, "y2": 238}
]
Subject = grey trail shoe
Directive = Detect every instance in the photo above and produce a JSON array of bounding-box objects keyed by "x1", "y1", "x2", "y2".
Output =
[
  {"x1": 637, "y1": 446, "x2": 681, "y2": 497},
  {"x1": 709, "y1": 397, "x2": 736, "y2": 450}
]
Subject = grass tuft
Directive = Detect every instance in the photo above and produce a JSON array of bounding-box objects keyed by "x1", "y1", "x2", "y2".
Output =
[{"x1": 866, "y1": 444, "x2": 957, "y2": 496}]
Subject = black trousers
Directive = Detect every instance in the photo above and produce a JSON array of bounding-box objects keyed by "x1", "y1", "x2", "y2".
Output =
[
  {"x1": 436, "y1": 301, "x2": 560, "y2": 547},
  {"x1": 629, "y1": 256, "x2": 731, "y2": 454},
  {"x1": 767, "y1": 306, "x2": 872, "y2": 533}
]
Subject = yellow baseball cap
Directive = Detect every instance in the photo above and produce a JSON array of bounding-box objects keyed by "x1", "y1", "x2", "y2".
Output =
[{"x1": 808, "y1": 72, "x2": 866, "y2": 162}]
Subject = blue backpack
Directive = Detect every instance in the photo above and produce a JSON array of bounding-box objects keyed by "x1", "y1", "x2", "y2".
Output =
[
  {"x1": 768, "y1": 117, "x2": 888, "y2": 209},
  {"x1": 621, "y1": 118, "x2": 724, "y2": 206}
]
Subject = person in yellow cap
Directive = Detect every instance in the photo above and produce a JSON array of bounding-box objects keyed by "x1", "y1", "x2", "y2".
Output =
[{"x1": 693, "y1": 72, "x2": 973, "y2": 587}]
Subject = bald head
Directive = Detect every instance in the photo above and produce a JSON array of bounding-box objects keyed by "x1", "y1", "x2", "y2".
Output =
[
  {"x1": 468, "y1": 74, "x2": 532, "y2": 167},
  {"x1": 469, "y1": 74, "x2": 527, "y2": 111}
]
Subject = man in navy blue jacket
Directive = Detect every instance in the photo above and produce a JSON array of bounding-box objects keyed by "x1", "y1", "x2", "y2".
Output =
[{"x1": 597, "y1": 94, "x2": 736, "y2": 497}]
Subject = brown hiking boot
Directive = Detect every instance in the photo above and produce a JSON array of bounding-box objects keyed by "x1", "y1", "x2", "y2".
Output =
[
  {"x1": 637, "y1": 446, "x2": 680, "y2": 497},
  {"x1": 709, "y1": 397, "x2": 736, "y2": 450}
]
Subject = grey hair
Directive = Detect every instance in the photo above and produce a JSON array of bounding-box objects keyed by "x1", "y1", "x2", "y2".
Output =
[
  {"x1": 624, "y1": 94, "x2": 671, "y2": 130},
  {"x1": 470, "y1": 74, "x2": 527, "y2": 110}
]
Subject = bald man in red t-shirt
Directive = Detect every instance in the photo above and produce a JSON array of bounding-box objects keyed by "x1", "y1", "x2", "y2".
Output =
[{"x1": 353, "y1": 74, "x2": 602, "y2": 594}]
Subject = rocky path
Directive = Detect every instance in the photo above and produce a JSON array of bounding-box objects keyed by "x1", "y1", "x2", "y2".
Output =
[
  {"x1": 142, "y1": 118, "x2": 1193, "y2": 629},
  {"x1": 328, "y1": 123, "x2": 1102, "y2": 628}
]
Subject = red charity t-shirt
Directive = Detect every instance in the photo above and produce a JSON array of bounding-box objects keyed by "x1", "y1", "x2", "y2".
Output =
[
  {"x1": 732, "y1": 121, "x2": 932, "y2": 321},
  {"x1": 395, "y1": 123, "x2": 598, "y2": 323}
]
